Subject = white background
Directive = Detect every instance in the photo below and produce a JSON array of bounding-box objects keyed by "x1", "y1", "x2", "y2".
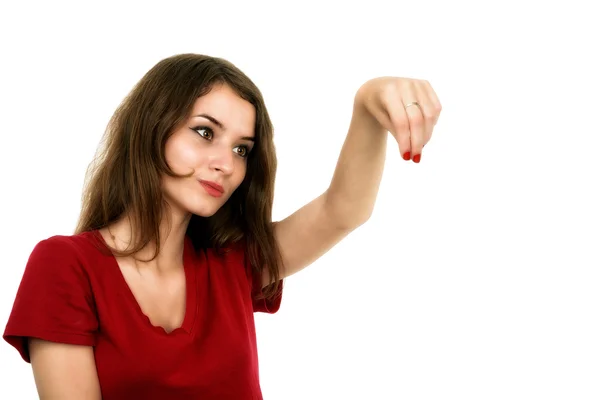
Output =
[{"x1": 1, "y1": 1, "x2": 599, "y2": 399}]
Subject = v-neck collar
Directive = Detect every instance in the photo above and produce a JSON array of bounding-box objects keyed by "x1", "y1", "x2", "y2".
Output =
[{"x1": 89, "y1": 230, "x2": 198, "y2": 337}]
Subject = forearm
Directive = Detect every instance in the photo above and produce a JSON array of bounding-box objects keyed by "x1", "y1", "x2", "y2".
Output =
[{"x1": 325, "y1": 98, "x2": 388, "y2": 228}]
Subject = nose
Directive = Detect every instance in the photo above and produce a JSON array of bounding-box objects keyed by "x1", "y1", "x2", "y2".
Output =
[{"x1": 208, "y1": 145, "x2": 234, "y2": 175}]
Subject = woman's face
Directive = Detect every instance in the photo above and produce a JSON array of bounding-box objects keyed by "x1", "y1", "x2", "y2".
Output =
[{"x1": 162, "y1": 83, "x2": 256, "y2": 218}]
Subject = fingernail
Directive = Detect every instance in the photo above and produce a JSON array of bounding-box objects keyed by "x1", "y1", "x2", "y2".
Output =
[
  {"x1": 413, "y1": 154, "x2": 421, "y2": 163},
  {"x1": 402, "y1": 151, "x2": 411, "y2": 161}
]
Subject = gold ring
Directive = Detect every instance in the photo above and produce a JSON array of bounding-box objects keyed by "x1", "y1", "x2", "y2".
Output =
[{"x1": 405, "y1": 101, "x2": 421, "y2": 109}]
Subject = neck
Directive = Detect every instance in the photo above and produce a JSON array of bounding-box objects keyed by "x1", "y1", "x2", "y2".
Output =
[{"x1": 103, "y1": 210, "x2": 192, "y2": 273}]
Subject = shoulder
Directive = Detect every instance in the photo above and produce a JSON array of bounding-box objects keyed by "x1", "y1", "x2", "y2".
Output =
[
  {"x1": 27, "y1": 234, "x2": 80, "y2": 265},
  {"x1": 31, "y1": 232, "x2": 82, "y2": 254},
  {"x1": 23, "y1": 230, "x2": 105, "y2": 279},
  {"x1": 4, "y1": 232, "x2": 101, "y2": 362},
  {"x1": 218, "y1": 239, "x2": 249, "y2": 271},
  {"x1": 193, "y1": 236, "x2": 245, "y2": 261},
  {"x1": 196, "y1": 238, "x2": 252, "y2": 279}
]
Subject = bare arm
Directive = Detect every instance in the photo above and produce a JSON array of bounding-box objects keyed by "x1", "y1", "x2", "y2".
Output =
[
  {"x1": 269, "y1": 98, "x2": 387, "y2": 286},
  {"x1": 29, "y1": 338, "x2": 102, "y2": 399},
  {"x1": 271, "y1": 78, "x2": 441, "y2": 285}
]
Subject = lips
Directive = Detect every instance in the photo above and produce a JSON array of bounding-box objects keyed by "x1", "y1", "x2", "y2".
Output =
[{"x1": 199, "y1": 180, "x2": 224, "y2": 193}]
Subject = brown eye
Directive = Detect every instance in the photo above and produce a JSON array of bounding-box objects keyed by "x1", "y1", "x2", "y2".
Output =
[
  {"x1": 192, "y1": 126, "x2": 213, "y2": 140},
  {"x1": 234, "y1": 146, "x2": 249, "y2": 158}
]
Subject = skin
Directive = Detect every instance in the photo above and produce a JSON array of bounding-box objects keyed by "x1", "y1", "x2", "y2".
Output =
[{"x1": 29, "y1": 77, "x2": 442, "y2": 399}]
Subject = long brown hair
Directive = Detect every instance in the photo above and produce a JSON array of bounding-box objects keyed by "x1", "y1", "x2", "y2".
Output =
[{"x1": 74, "y1": 53, "x2": 282, "y2": 300}]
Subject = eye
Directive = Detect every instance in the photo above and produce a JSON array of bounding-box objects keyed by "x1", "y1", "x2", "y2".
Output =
[
  {"x1": 192, "y1": 126, "x2": 213, "y2": 140},
  {"x1": 234, "y1": 145, "x2": 250, "y2": 158}
]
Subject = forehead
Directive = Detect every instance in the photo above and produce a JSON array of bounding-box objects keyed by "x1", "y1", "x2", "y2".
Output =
[{"x1": 191, "y1": 84, "x2": 256, "y2": 136}]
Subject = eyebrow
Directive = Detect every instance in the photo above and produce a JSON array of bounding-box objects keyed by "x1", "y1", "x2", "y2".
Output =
[{"x1": 193, "y1": 113, "x2": 255, "y2": 142}]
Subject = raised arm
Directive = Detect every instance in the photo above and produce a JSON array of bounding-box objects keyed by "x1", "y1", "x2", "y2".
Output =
[
  {"x1": 270, "y1": 77, "x2": 442, "y2": 286},
  {"x1": 29, "y1": 338, "x2": 102, "y2": 399}
]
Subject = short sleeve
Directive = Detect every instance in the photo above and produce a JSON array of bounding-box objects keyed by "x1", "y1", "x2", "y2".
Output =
[
  {"x1": 231, "y1": 239, "x2": 283, "y2": 314},
  {"x1": 250, "y1": 264, "x2": 283, "y2": 314},
  {"x1": 3, "y1": 236, "x2": 98, "y2": 363}
]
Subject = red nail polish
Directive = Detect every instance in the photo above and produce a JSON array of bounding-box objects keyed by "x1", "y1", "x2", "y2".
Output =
[
  {"x1": 413, "y1": 154, "x2": 421, "y2": 163},
  {"x1": 402, "y1": 151, "x2": 411, "y2": 161}
]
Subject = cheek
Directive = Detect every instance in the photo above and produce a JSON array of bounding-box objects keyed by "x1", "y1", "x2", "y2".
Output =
[
  {"x1": 234, "y1": 163, "x2": 248, "y2": 186},
  {"x1": 166, "y1": 141, "x2": 202, "y2": 171}
]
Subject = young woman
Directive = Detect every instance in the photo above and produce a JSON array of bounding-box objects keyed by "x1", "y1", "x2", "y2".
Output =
[{"x1": 3, "y1": 53, "x2": 441, "y2": 399}]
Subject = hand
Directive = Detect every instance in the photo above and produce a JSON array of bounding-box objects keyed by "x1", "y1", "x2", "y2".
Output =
[{"x1": 354, "y1": 77, "x2": 442, "y2": 163}]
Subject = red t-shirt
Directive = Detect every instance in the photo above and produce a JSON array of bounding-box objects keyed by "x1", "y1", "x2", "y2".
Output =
[{"x1": 3, "y1": 230, "x2": 283, "y2": 399}]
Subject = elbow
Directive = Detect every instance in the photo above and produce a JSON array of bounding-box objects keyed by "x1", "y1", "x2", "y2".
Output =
[
  {"x1": 323, "y1": 190, "x2": 374, "y2": 231},
  {"x1": 328, "y1": 203, "x2": 373, "y2": 231},
  {"x1": 346, "y1": 210, "x2": 372, "y2": 230}
]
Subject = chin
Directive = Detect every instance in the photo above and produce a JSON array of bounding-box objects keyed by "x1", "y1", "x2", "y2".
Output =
[
  {"x1": 193, "y1": 200, "x2": 230, "y2": 217},
  {"x1": 176, "y1": 194, "x2": 231, "y2": 218},
  {"x1": 190, "y1": 208, "x2": 220, "y2": 218}
]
